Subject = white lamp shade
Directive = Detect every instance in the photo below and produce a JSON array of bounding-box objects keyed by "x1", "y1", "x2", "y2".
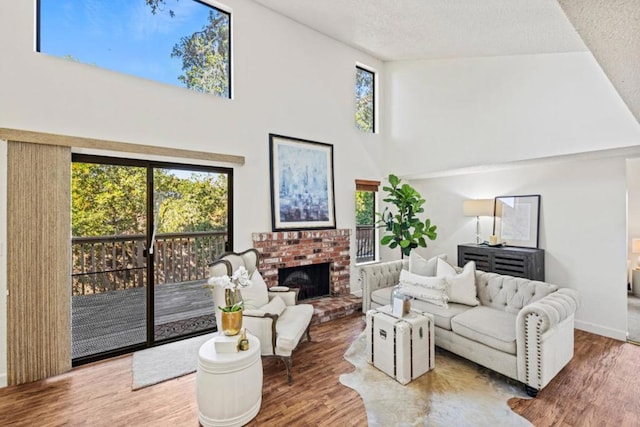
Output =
[
  {"x1": 463, "y1": 199, "x2": 494, "y2": 217},
  {"x1": 633, "y1": 238, "x2": 640, "y2": 253}
]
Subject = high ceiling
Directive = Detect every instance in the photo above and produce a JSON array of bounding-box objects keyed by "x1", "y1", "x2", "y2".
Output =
[{"x1": 250, "y1": 0, "x2": 588, "y2": 61}]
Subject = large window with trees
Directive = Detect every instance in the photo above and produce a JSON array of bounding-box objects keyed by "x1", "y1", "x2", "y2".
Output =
[
  {"x1": 38, "y1": 0, "x2": 232, "y2": 98},
  {"x1": 356, "y1": 66, "x2": 375, "y2": 132}
]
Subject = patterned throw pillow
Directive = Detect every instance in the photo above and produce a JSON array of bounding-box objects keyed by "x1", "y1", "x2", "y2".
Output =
[{"x1": 399, "y1": 269, "x2": 449, "y2": 308}]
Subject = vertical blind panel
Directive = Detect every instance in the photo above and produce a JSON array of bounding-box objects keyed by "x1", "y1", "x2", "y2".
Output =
[{"x1": 7, "y1": 141, "x2": 71, "y2": 385}]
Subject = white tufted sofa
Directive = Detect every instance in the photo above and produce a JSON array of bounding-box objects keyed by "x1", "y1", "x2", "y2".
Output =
[{"x1": 360, "y1": 259, "x2": 580, "y2": 396}]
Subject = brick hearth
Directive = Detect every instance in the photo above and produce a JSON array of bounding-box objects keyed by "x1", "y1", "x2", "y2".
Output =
[{"x1": 252, "y1": 229, "x2": 362, "y2": 323}]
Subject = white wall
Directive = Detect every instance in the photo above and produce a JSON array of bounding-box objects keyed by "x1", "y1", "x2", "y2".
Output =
[
  {"x1": 407, "y1": 153, "x2": 630, "y2": 340},
  {"x1": 382, "y1": 52, "x2": 640, "y2": 177},
  {"x1": 627, "y1": 158, "x2": 640, "y2": 277},
  {"x1": 0, "y1": 0, "x2": 385, "y2": 384}
]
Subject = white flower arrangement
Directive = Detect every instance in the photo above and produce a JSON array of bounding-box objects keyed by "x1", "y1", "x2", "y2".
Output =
[
  {"x1": 207, "y1": 266, "x2": 252, "y2": 312},
  {"x1": 207, "y1": 265, "x2": 252, "y2": 289}
]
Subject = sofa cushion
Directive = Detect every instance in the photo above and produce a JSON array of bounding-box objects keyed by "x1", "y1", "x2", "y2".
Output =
[
  {"x1": 437, "y1": 259, "x2": 479, "y2": 306},
  {"x1": 241, "y1": 270, "x2": 270, "y2": 310},
  {"x1": 410, "y1": 299, "x2": 471, "y2": 331},
  {"x1": 274, "y1": 303, "x2": 314, "y2": 354},
  {"x1": 371, "y1": 286, "x2": 393, "y2": 308},
  {"x1": 409, "y1": 251, "x2": 447, "y2": 276},
  {"x1": 475, "y1": 271, "x2": 558, "y2": 313},
  {"x1": 451, "y1": 306, "x2": 517, "y2": 354},
  {"x1": 398, "y1": 270, "x2": 448, "y2": 308}
]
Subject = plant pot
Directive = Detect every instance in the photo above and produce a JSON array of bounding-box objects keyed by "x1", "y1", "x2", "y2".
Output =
[{"x1": 221, "y1": 309, "x2": 243, "y2": 336}]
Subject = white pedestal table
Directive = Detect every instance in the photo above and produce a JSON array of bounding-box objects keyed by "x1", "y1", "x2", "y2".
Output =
[{"x1": 196, "y1": 333, "x2": 262, "y2": 427}]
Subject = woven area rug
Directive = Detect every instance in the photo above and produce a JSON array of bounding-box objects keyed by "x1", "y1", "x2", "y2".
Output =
[
  {"x1": 131, "y1": 333, "x2": 214, "y2": 390},
  {"x1": 339, "y1": 333, "x2": 532, "y2": 426}
]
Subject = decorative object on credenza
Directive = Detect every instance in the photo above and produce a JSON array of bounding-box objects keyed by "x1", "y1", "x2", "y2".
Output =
[
  {"x1": 633, "y1": 238, "x2": 640, "y2": 268},
  {"x1": 269, "y1": 134, "x2": 336, "y2": 231},
  {"x1": 463, "y1": 199, "x2": 494, "y2": 244},
  {"x1": 375, "y1": 174, "x2": 437, "y2": 257},
  {"x1": 493, "y1": 195, "x2": 541, "y2": 248}
]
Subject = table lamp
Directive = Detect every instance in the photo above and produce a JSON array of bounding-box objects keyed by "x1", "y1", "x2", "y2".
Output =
[{"x1": 463, "y1": 199, "x2": 494, "y2": 244}]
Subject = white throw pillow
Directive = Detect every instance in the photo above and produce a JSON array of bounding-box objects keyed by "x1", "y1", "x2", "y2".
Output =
[
  {"x1": 409, "y1": 251, "x2": 448, "y2": 276},
  {"x1": 398, "y1": 269, "x2": 449, "y2": 308},
  {"x1": 240, "y1": 270, "x2": 269, "y2": 310},
  {"x1": 259, "y1": 295, "x2": 287, "y2": 316},
  {"x1": 436, "y1": 258, "x2": 479, "y2": 306}
]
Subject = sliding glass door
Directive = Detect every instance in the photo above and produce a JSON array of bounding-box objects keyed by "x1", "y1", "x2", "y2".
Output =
[
  {"x1": 152, "y1": 167, "x2": 230, "y2": 341},
  {"x1": 71, "y1": 155, "x2": 232, "y2": 364}
]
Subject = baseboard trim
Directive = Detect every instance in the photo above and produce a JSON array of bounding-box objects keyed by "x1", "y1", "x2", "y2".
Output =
[{"x1": 575, "y1": 320, "x2": 627, "y2": 341}]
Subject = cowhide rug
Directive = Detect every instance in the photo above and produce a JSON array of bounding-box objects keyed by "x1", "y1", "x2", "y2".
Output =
[{"x1": 339, "y1": 333, "x2": 532, "y2": 426}]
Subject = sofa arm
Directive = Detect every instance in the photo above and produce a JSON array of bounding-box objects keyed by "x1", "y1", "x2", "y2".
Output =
[
  {"x1": 243, "y1": 312, "x2": 279, "y2": 355},
  {"x1": 359, "y1": 259, "x2": 407, "y2": 312},
  {"x1": 268, "y1": 289, "x2": 298, "y2": 306},
  {"x1": 516, "y1": 288, "x2": 580, "y2": 334},
  {"x1": 516, "y1": 288, "x2": 581, "y2": 393}
]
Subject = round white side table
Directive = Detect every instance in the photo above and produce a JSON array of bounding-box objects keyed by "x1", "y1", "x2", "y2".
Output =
[{"x1": 196, "y1": 333, "x2": 262, "y2": 427}]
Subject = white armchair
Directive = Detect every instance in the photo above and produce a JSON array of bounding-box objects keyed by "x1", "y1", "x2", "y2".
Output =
[{"x1": 209, "y1": 249, "x2": 314, "y2": 383}]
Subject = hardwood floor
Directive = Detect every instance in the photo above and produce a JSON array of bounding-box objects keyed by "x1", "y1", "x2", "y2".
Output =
[{"x1": 0, "y1": 313, "x2": 638, "y2": 426}]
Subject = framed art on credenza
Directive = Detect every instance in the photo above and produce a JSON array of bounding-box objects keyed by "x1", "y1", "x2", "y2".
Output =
[{"x1": 493, "y1": 195, "x2": 541, "y2": 248}]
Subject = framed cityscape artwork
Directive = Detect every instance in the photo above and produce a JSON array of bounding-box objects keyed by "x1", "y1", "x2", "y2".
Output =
[{"x1": 269, "y1": 134, "x2": 336, "y2": 231}]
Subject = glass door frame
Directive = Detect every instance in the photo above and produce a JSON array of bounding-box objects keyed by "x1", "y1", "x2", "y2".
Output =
[{"x1": 71, "y1": 154, "x2": 234, "y2": 366}]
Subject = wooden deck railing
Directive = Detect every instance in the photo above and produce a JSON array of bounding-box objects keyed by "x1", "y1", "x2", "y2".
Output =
[
  {"x1": 356, "y1": 225, "x2": 376, "y2": 263},
  {"x1": 71, "y1": 230, "x2": 227, "y2": 295}
]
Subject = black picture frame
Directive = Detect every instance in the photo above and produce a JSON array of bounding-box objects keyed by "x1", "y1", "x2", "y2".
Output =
[
  {"x1": 493, "y1": 195, "x2": 541, "y2": 248},
  {"x1": 269, "y1": 134, "x2": 336, "y2": 231}
]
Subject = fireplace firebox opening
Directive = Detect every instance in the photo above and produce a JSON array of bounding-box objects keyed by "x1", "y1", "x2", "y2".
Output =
[{"x1": 278, "y1": 262, "x2": 330, "y2": 301}]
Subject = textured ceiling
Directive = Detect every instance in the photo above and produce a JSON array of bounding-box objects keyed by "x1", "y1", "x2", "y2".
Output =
[
  {"x1": 558, "y1": 0, "x2": 640, "y2": 122},
  {"x1": 251, "y1": 0, "x2": 588, "y2": 60}
]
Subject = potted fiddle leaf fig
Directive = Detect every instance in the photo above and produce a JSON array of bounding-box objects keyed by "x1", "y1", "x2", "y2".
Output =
[{"x1": 376, "y1": 174, "x2": 437, "y2": 257}]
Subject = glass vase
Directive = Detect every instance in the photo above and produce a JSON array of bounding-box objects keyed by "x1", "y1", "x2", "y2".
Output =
[{"x1": 390, "y1": 285, "x2": 411, "y2": 317}]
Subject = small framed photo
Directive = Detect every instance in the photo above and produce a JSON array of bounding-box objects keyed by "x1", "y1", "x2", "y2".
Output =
[{"x1": 269, "y1": 134, "x2": 336, "y2": 231}]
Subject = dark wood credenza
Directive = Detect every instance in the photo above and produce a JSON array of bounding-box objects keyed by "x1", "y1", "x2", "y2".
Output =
[{"x1": 457, "y1": 244, "x2": 545, "y2": 281}]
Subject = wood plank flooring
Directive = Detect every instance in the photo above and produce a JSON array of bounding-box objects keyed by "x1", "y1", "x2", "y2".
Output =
[{"x1": 0, "y1": 313, "x2": 638, "y2": 426}]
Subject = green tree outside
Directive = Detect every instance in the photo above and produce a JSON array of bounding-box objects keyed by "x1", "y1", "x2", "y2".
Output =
[
  {"x1": 171, "y1": 10, "x2": 230, "y2": 97},
  {"x1": 356, "y1": 190, "x2": 374, "y2": 225},
  {"x1": 356, "y1": 67, "x2": 374, "y2": 132},
  {"x1": 72, "y1": 163, "x2": 228, "y2": 237}
]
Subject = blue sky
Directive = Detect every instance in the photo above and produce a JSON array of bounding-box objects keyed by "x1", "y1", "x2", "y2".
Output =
[{"x1": 39, "y1": 0, "x2": 214, "y2": 87}]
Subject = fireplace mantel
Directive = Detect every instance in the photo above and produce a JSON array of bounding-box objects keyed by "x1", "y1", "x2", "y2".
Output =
[{"x1": 252, "y1": 229, "x2": 351, "y2": 296}]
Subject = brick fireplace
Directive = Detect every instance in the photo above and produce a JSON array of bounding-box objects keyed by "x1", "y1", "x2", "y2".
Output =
[{"x1": 251, "y1": 229, "x2": 351, "y2": 296}]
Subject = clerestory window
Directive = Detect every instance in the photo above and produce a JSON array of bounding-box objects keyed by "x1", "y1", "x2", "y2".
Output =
[
  {"x1": 37, "y1": 0, "x2": 232, "y2": 98},
  {"x1": 355, "y1": 66, "x2": 375, "y2": 132}
]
